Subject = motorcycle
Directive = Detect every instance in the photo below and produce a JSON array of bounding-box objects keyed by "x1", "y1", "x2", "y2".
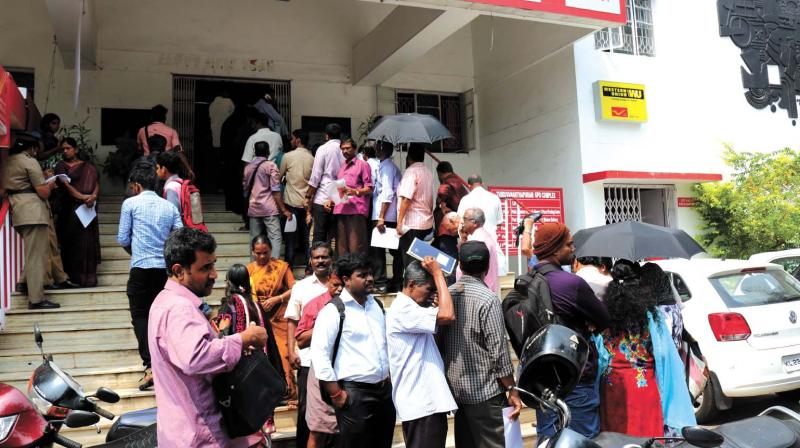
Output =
[
  {"x1": 0, "y1": 323, "x2": 156, "y2": 447},
  {"x1": 517, "y1": 325, "x2": 800, "y2": 448}
]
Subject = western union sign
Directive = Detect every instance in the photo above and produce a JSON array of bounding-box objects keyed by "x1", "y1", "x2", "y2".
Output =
[{"x1": 593, "y1": 80, "x2": 648, "y2": 123}]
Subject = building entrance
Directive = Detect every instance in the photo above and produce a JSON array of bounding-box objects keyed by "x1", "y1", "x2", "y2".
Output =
[
  {"x1": 171, "y1": 75, "x2": 291, "y2": 193},
  {"x1": 604, "y1": 184, "x2": 676, "y2": 228}
]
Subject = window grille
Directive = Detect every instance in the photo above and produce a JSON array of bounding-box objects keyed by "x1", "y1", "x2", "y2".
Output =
[
  {"x1": 604, "y1": 185, "x2": 642, "y2": 224},
  {"x1": 594, "y1": 0, "x2": 655, "y2": 57},
  {"x1": 395, "y1": 91, "x2": 464, "y2": 153}
]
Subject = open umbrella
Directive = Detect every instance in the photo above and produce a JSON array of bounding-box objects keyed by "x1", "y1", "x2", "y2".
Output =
[
  {"x1": 367, "y1": 113, "x2": 454, "y2": 145},
  {"x1": 573, "y1": 221, "x2": 706, "y2": 261}
]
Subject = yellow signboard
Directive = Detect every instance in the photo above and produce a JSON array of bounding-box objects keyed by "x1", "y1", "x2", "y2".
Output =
[{"x1": 594, "y1": 81, "x2": 648, "y2": 123}]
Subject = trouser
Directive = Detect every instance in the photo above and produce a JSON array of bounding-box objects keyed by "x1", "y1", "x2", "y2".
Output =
[
  {"x1": 370, "y1": 220, "x2": 401, "y2": 289},
  {"x1": 15, "y1": 224, "x2": 49, "y2": 304},
  {"x1": 126, "y1": 268, "x2": 168, "y2": 368},
  {"x1": 335, "y1": 215, "x2": 368, "y2": 256},
  {"x1": 433, "y1": 234, "x2": 459, "y2": 285},
  {"x1": 402, "y1": 412, "x2": 448, "y2": 448},
  {"x1": 335, "y1": 381, "x2": 396, "y2": 448},
  {"x1": 20, "y1": 219, "x2": 69, "y2": 287},
  {"x1": 250, "y1": 215, "x2": 282, "y2": 259},
  {"x1": 536, "y1": 381, "x2": 600, "y2": 439},
  {"x1": 283, "y1": 205, "x2": 310, "y2": 268},
  {"x1": 453, "y1": 393, "x2": 507, "y2": 448},
  {"x1": 296, "y1": 366, "x2": 310, "y2": 448},
  {"x1": 311, "y1": 204, "x2": 336, "y2": 245},
  {"x1": 399, "y1": 228, "x2": 432, "y2": 269}
]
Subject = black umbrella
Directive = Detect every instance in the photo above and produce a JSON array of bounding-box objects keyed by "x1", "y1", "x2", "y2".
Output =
[{"x1": 573, "y1": 221, "x2": 705, "y2": 261}]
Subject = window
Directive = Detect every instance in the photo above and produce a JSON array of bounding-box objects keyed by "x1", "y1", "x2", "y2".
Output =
[
  {"x1": 709, "y1": 270, "x2": 800, "y2": 308},
  {"x1": 7, "y1": 68, "x2": 34, "y2": 100},
  {"x1": 396, "y1": 91, "x2": 464, "y2": 153},
  {"x1": 101, "y1": 108, "x2": 151, "y2": 145},
  {"x1": 668, "y1": 272, "x2": 692, "y2": 301},
  {"x1": 594, "y1": 0, "x2": 655, "y2": 57}
]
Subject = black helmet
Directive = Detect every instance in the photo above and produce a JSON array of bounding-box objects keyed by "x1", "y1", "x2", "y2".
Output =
[{"x1": 517, "y1": 325, "x2": 589, "y2": 407}]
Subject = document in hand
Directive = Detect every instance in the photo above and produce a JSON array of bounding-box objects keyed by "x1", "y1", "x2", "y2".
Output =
[
  {"x1": 326, "y1": 179, "x2": 347, "y2": 205},
  {"x1": 370, "y1": 227, "x2": 399, "y2": 249},
  {"x1": 46, "y1": 174, "x2": 71, "y2": 184},
  {"x1": 406, "y1": 238, "x2": 456, "y2": 275},
  {"x1": 74, "y1": 204, "x2": 97, "y2": 228},
  {"x1": 502, "y1": 406, "x2": 523, "y2": 448},
  {"x1": 284, "y1": 214, "x2": 297, "y2": 232}
]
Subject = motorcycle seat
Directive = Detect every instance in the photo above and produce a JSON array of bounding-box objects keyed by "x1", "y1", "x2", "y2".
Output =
[
  {"x1": 593, "y1": 431, "x2": 650, "y2": 446},
  {"x1": 713, "y1": 416, "x2": 798, "y2": 448}
]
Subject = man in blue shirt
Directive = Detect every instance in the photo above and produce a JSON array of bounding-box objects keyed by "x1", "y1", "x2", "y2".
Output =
[
  {"x1": 371, "y1": 141, "x2": 402, "y2": 292},
  {"x1": 117, "y1": 167, "x2": 183, "y2": 391}
]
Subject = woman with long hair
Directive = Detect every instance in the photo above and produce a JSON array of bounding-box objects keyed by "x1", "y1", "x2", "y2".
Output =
[
  {"x1": 247, "y1": 234, "x2": 297, "y2": 400},
  {"x1": 641, "y1": 262, "x2": 684, "y2": 352},
  {"x1": 38, "y1": 113, "x2": 62, "y2": 163},
  {"x1": 53, "y1": 137, "x2": 100, "y2": 286},
  {"x1": 214, "y1": 263, "x2": 287, "y2": 440},
  {"x1": 596, "y1": 260, "x2": 695, "y2": 438}
]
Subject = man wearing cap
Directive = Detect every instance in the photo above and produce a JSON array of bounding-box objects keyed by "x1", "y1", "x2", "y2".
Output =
[
  {"x1": 441, "y1": 241, "x2": 522, "y2": 448},
  {"x1": 532, "y1": 223, "x2": 611, "y2": 439}
]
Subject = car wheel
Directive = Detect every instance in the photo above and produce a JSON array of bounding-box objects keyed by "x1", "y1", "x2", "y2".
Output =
[{"x1": 694, "y1": 378, "x2": 719, "y2": 423}]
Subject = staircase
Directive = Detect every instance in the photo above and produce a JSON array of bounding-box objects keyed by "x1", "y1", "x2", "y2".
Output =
[{"x1": 0, "y1": 194, "x2": 537, "y2": 447}]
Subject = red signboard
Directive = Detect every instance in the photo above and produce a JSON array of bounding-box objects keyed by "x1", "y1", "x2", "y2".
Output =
[
  {"x1": 677, "y1": 197, "x2": 698, "y2": 208},
  {"x1": 464, "y1": 0, "x2": 627, "y2": 24},
  {"x1": 0, "y1": 66, "x2": 29, "y2": 148},
  {"x1": 489, "y1": 186, "x2": 566, "y2": 256}
]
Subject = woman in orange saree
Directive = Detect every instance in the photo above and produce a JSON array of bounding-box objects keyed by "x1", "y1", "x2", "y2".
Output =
[{"x1": 247, "y1": 234, "x2": 297, "y2": 400}]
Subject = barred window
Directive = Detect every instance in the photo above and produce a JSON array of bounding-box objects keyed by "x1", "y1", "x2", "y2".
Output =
[
  {"x1": 594, "y1": 0, "x2": 655, "y2": 57},
  {"x1": 396, "y1": 91, "x2": 464, "y2": 153}
]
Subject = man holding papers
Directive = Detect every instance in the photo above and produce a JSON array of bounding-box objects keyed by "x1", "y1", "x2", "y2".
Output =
[
  {"x1": 370, "y1": 141, "x2": 402, "y2": 293},
  {"x1": 331, "y1": 138, "x2": 373, "y2": 257}
]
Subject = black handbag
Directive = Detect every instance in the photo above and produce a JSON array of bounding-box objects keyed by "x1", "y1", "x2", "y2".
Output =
[{"x1": 212, "y1": 295, "x2": 287, "y2": 438}]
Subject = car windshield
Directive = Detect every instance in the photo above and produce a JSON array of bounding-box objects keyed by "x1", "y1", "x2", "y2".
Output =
[{"x1": 709, "y1": 269, "x2": 800, "y2": 308}]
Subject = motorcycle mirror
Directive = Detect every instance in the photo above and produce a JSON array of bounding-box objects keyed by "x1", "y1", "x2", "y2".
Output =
[
  {"x1": 34, "y1": 323, "x2": 43, "y2": 348},
  {"x1": 64, "y1": 410, "x2": 100, "y2": 428},
  {"x1": 93, "y1": 387, "x2": 121, "y2": 404},
  {"x1": 681, "y1": 426, "x2": 724, "y2": 448}
]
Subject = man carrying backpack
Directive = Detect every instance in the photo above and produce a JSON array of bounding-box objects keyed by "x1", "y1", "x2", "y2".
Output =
[
  {"x1": 530, "y1": 223, "x2": 611, "y2": 439},
  {"x1": 156, "y1": 151, "x2": 207, "y2": 232}
]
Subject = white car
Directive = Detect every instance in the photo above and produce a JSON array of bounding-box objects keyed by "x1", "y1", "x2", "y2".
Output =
[
  {"x1": 750, "y1": 249, "x2": 800, "y2": 281},
  {"x1": 654, "y1": 259, "x2": 800, "y2": 422}
]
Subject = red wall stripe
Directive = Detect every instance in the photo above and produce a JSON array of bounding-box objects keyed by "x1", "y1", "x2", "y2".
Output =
[{"x1": 583, "y1": 170, "x2": 723, "y2": 183}]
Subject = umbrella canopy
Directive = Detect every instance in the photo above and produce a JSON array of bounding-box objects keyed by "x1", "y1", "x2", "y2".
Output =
[
  {"x1": 367, "y1": 113, "x2": 454, "y2": 145},
  {"x1": 573, "y1": 221, "x2": 706, "y2": 261}
]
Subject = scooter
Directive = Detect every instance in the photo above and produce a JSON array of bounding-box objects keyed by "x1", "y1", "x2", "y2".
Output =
[
  {"x1": 517, "y1": 325, "x2": 800, "y2": 448},
  {"x1": 0, "y1": 323, "x2": 156, "y2": 447}
]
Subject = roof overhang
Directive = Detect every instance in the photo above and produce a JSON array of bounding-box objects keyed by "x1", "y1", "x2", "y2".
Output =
[{"x1": 583, "y1": 170, "x2": 723, "y2": 184}]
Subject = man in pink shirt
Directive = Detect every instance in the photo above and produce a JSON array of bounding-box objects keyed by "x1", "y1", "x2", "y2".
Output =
[
  {"x1": 137, "y1": 105, "x2": 182, "y2": 155},
  {"x1": 148, "y1": 227, "x2": 268, "y2": 447},
  {"x1": 397, "y1": 143, "x2": 434, "y2": 271},
  {"x1": 457, "y1": 207, "x2": 501, "y2": 295},
  {"x1": 328, "y1": 138, "x2": 373, "y2": 256}
]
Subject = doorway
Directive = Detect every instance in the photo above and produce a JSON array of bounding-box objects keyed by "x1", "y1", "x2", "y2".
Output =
[
  {"x1": 604, "y1": 184, "x2": 676, "y2": 228},
  {"x1": 172, "y1": 75, "x2": 291, "y2": 192}
]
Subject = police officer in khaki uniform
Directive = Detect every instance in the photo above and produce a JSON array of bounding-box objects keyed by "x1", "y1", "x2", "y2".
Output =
[{"x1": 3, "y1": 136, "x2": 61, "y2": 309}]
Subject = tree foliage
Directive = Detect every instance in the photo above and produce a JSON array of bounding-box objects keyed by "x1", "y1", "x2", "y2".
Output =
[{"x1": 693, "y1": 146, "x2": 800, "y2": 259}]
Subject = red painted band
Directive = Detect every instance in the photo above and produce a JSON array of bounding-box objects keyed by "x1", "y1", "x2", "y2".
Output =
[{"x1": 582, "y1": 171, "x2": 723, "y2": 183}]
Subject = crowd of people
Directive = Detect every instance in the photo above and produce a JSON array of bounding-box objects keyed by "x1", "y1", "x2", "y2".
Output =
[{"x1": 3, "y1": 99, "x2": 698, "y2": 448}]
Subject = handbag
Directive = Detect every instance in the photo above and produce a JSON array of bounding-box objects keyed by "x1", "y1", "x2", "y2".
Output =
[{"x1": 212, "y1": 295, "x2": 287, "y2": 438}]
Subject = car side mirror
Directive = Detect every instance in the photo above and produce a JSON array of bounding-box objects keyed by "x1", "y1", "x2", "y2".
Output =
[
  {"x1": 64, "y1": 410, "x2": 100, "y2": 428},
  {"x1": 681, "y1": 426, "x2": 724, "y2": 448},
  {"x1": 94, "y1": 387, "x2": 120, "y2": 404}
]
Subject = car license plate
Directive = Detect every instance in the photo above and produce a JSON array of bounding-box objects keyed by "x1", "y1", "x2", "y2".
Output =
[{"x1": 783, "y1": 354, "x2": 800, "y2": 373}]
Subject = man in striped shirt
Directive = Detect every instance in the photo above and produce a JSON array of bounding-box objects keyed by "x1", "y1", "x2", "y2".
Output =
[
  {"x1": 396, "y1": 144, "x2": 434, "y2": 273},
  {"x1": 386, "y1": 258, "x2": 457, "y2": 448}
]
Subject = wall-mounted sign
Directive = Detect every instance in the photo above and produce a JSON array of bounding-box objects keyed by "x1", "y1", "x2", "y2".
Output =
[
  {"x1": 488, "y1": 186, "x2": 565, "y2": 256},
  {"x1": 594, "y1": 80, "x2": 648, "y2": 123},
  {"x1": 464, "y1": 0, "x2": 627, "y2": 23},
  {"x1": 677, "y1": 197, "x2": 698, "y2": 208}
]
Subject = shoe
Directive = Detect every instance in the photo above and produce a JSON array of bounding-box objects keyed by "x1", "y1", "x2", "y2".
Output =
[
  {"x1": 58, "y1": 280, "x2": 80, "y2": 289},
  {"x1": 138, "y1": 368, "x2": 154, "y2": 391},
  {"x1": 44, "y1": 283, "x2": 60, "y2": 290},
  {"x1": 15, "y1": 283, "x2": 28, "y2": 294},
  {"x1": 29, "y1": 300, "x2": 61, "y2": 310}
]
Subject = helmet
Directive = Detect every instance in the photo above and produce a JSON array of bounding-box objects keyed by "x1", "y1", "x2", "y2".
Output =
[{"x1": 516, "y1": 325, "x2": 589, "y2": 407}]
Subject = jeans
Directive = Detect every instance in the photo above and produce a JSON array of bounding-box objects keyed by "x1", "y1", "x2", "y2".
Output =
[
  {"x1": 283, "y1": 205, "x2": 309, "y2": 268},
  {"x1": 536, "y1": 381, "x2": 600, "y2": 439},
  {"x1": 311, "y1": 203, "x2": 336, "y2": 245},
  {"x1": 126, "y1": 268, "x2": 168, "y2": 368},
  {"x1": 250, "y1": 215, "x2": 282, "y2": 259}
]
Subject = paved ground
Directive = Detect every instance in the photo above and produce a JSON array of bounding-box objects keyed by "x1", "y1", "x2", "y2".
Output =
[{"x1": 706, "y1": 393, "x2": 800, "y2": 426}]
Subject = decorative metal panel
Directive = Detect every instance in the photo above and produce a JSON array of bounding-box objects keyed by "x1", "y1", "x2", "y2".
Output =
[{"x1": 605, "y1": 185, "x2": 642, "y2": 224}]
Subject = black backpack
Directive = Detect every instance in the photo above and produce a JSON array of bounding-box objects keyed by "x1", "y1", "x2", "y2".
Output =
[
  {"x1": 319, "y1": 294, "x2": 385, "y2": 406},
  {"x1": 502, "y1": 263, "x2": 563, "y2": 357}
]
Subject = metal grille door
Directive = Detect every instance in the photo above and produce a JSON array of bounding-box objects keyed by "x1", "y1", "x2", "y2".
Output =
[
  {"x1": 605, "y1": 185, "x2": 642, "y2": 224},
  {"x1": 172, "y1": 76, "x2": 196, "y2": 165}
]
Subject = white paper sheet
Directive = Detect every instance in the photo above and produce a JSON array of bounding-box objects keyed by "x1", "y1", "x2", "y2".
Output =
[
  {"x1": 326, "y1": 179, "x2": 347, "y2": 205},
  {"x1": 503, "y1": 406, "x2": 524, "y2": 448},
  {"x1": 74, "y1": 204, "x2": 97, "y2": 228},
  {"x1": 46, "y1": 174, "x2": 71, "y2": 184},
  {"x1": 284, "y1": 214, "x2": 297, "y2": 232},
  {"x1": 370, "y1": 227, "x2": 400, "y2": 250}
]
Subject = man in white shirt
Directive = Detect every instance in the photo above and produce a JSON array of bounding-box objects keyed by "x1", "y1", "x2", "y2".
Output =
[
  {"x1": 457, "y1": 174, "x2": 506, "y2": 274},
  {"x1": 371, "y1": 141, "x2": 402, "y2": 293},
  {"x1": 572, "y1": 256, "x2": 613, "y2": 300},
  {"x1": 305, "y1": 123, "x2": 344, "y2": 245},
  {"x1": 284, "y1": 242, "x2": 333, "y2": 448},
  {"x1": 386, "y1": 258, "x2": 457, "y2": 448},
  {"x1": 241, "y1": 113, "x2": 283, "y2": 164},
  {"x1": 310, "y1": 253, "x2": 395, "y2": 448}
]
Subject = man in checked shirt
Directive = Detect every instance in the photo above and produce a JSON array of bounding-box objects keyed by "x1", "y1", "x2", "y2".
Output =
[{"x1": 441, "y1": 240, "x2": 522, "y2": 448}]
